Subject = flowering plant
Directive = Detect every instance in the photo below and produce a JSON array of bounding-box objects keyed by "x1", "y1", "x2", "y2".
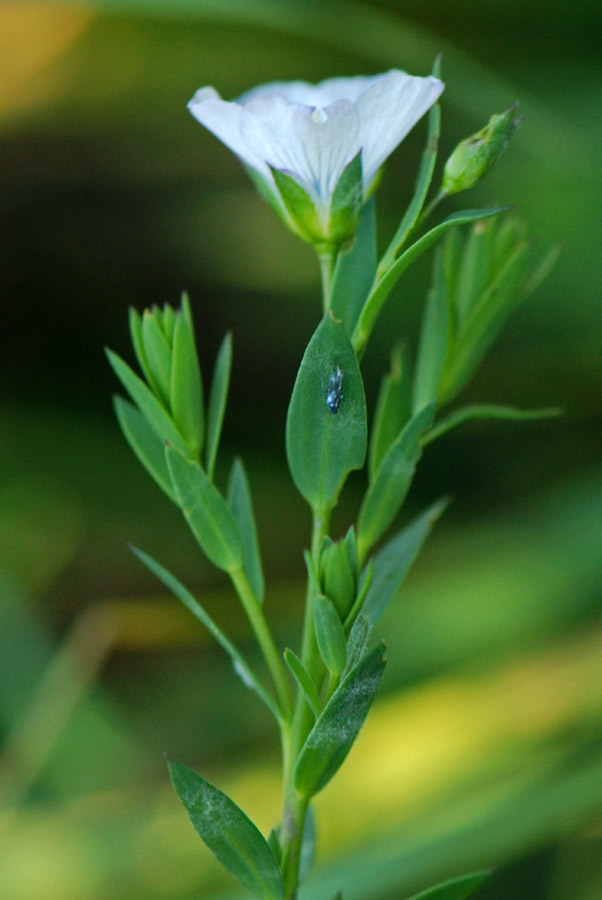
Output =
[{"x1": 107, "y1": 63, "x2": 556, "y2": 900}]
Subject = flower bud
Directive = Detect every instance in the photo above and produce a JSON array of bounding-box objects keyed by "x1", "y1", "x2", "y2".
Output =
[{"x1": 441, "y1": 103, "x2": 521, "y2": 196}]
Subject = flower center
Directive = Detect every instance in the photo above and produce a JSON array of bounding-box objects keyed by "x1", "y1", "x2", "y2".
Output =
[{"x1": 311, "y1": 107, "x2": 328, "y2": 124}]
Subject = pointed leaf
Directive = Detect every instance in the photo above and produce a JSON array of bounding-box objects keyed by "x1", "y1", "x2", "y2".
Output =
[
  {"x1": 294, "y1": 642, "x2": 386, "y2": 798},
  {"x1": 128, "y1": 306, "x2": 155, "y2": 389},
  {"x1": 141, "y1": 308, "x2": 172, "y2": 404},
  {"x1": 166, "y1": 444, "x2": 242, "y2": 572},
  {"x1": 170, "y1": 304, "x2": 204, "y2": 459},
  {"x1": 369, "y1": 344, "x2": 412, "y2": 481},
  {"x1": 404, "y1": 871, "x2": 491, "y2": 900},
  {"x1": 286, "y1": 313, "x2": 367, "y2": 512},
  {"x1": 423, "y1": 403, "x2": 562, "y2": 445},
  {"x1": 313, "y1": 594, "x2": 347, "y2": 677},
  {"x1": 342, "y1": 614, "x2": 372, "y2": 677},
  {"x1": 206, "y1": 332, "x2": 233, "y2": 479},
  {"x1": 330, "y1": 198, "x2": 377, "y2": 334},
  {"x1": 455, "y1": 218, "x2": 494, "y2": 325},
  {"x1": 227, "y1": 458, "x2": 265, "y2": 603},
  {"x1": 362, "y1": 498, "x2": 449, "y2": 625},
  {"x1": 168, "y1": 760, "x2": 284, "y2": 900},
  {"x1": 353, "y1": 207, "x2": 506, "y2": 354},
  {"x1": 284, "y1": 648, "x2": 321, "y2": 718},
  {"x1": 358, "y1": 402, "x2": 436, "y2": 554},
  {"x1": 412, "y1": 249, "x2": 449, "y2": 413},
  {"x1": 133, "y1": 547, "x2": 280, "y2": 721},
  {"x1": 106, "y1": 349, "x2": 189, "y2": 454},
  {"x1": 113, "y1": 396, "x2": 176, "y2": 502}
]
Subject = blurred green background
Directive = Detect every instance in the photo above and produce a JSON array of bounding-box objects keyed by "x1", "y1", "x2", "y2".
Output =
[{"x1": 1, "y1": 1, "x2": 601, "y2": 899}]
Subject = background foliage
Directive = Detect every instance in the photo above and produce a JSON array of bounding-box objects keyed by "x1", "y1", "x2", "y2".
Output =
[{"x1": 0, "y1": 2, "x2": 601, "y2": 899}]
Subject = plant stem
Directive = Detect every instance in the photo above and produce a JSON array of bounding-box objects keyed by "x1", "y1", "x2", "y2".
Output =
[
  {"x1": 318, "y1": 249, "x2": 336, "y2": 314},
  {"x1": 230, "y1": 566, "x2": 293, "y2": 720}
]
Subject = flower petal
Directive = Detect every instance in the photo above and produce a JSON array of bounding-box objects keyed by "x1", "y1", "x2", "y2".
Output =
[
  {"x1": 187, "y1": 87, "x2": 269, "y2": 177},
  {"x1": 240, "y1": 96, "x2": 361, "y2": 214},
  {"x1": 354, "y1": 70, "x2": 444, "y2": 185}
]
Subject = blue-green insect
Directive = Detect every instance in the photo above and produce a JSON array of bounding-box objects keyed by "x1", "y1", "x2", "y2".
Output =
[{"x1": 326, "y1": 365, "x2": 344, "y2": 414}]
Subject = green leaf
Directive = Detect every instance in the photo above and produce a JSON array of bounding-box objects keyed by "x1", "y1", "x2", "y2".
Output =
[
  {"x1": 412, "y1": 249, "x2": 449, "y2": 414},
  {"x1": 439, "y1": 239, "x2": 530, "y2": 402},
  {"x1": 128, "y1": 306, "x2": 155, "y2": 389},
  {"x1": 362, "y1": 498, "x2": 449, "y2": 625},
  {"x1": 358, "y1": 402, "x2": 436, "y2": 554},
  {"x1": 369, "y1": 343, "x2": 412, "y2": 481},
  {"x1": 286, "y1": 313, "x2": 367, "y2": 511},
  {"x1": 455, "y1": 218, "x2": 495, "y2": 325},
  {"x1": 404, "y1": 871, "x2": 491, "y2": 900},
  {"x1": 313, "y1": 594, "x2": 348, "y2": 677},
  {"x1": 319, "y1": 538, "x2": 356, "y2": 620},
  {"x1": 142, "y1": 308, "x2": 172, "y2": 405},
  {"x1": 132, "y1": 546, "x2": 280, "y2": 721},
  {"x1": 271, "y1": 167, "x2": 322, "y2": 243},
  {"x1": 166, "y1": 443, "x2": 242, "y2": 572},
  {"x1": 352, "y1": 207, "x2": 506, "y2": 354},
  {"x1": 170, "y1": 300, "x2": 204, "y2": 460},
  {"x1": 168, "y1": 760, "x2": 285, "y2": 900},
  {"x1": 113, "y1": 396, "x2": 176, "y2": 502},
  {"x1": 342, "y1": 614, "x2": 372, "y2": 677},
  {"x1": 330, "y1": 198, "x2": 377, "y2": 335},
  {"x1": 298, "y1": 805, "x2": 317, "y2": 885},
  {"x1": 377, "y1": 74, "x2": 441, "y2": 272},
  {"x1": 227, "y1": 458, "x2": 265, "y2": 603},
  {"x1": 329, "y1": 151, "x2": 363, "y2": 242},
  {"x1": 284, "y1": 648, "x2": 321, "y2": 718},
  {"x1": 423, "y1": 402, "x2": 561, "y2": 445},
  {"x1": 205, "y1": 332, "x2": 232, "y2": 479},
  {"x1": 105, "y1": 348, "x2": 189, "y2": 454},
  {"x1": 294, "y1": 642, "x2": 386, "y2": 798}
]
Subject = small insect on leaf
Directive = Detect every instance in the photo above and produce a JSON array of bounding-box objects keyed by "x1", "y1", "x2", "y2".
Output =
[{"x1": 326, "y1": 366, "x2": 344, "y2": 414}]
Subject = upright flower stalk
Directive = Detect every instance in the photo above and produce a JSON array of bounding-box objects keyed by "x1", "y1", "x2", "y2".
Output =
[{"x1": 107, "y1": 63, "x2": 557, "y2": 900}]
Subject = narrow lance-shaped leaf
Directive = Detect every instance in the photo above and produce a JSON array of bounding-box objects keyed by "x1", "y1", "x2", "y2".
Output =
[
  {"x1": 404, "y1": 871, "x2": 491, "y2": 900},
  {"x1": 286, "y1": 312, "x2": 367, "y2": 512},
  {"x1": 362, "y1": 498, "x2": 449, "y2": 625},
  {"x1": 369, "y1": 343, "x2": 412, "y2": 481},
  {"x1": 105, "y1": 349, "x2": 189, "y2": 454},
  {"x1": 352, "y1": 207, "x2": 506, "y2": 354},
  {"x1": 227, "y1": 457, "x2": 265, "y2": 603},
  {"x1": 206, "y1": 332, "x2": 232, "y2": 479},
  {"x1": 423, "y1": 403, "x2": 562, "y2": 446},
  {"x1": 330, "y1": 198, "x2": 377, "y2": 334},
  {"x1": 166, "y1": 443, "x2": 242, "y2": 572},
  {"x1": 313, "y1": 594, "x2": 348, "y2": 677},
  {"x1": 358, "y1": 401, "x2": 436, "y2": 555},
  {"x1": 412, "y1": 248, "x2": 449, "y2": 414},
  {"x1": 113, "y1": 396, "x2": 176, "y2": 502},
  {"x1": 454, "y1": 218, "x2": 494, "y2": 325},
  {"x1": 170, "y1": 299, "x2": 204, "y2": 460},
  {"x1": 284, "y1": 648, "x2": 321, "y2": 719},
  {"x1": 132, "y1": 546, "x2": 280, "y2": 721},
  {"x1": 142, "y1": 308, "x2": 172, "y2": 405},
  {"x1": 128, "y1": 306, "x2": 155, "y2": 390},
  {"x1": 294, "y1": 642, "x2": 386, "y2": 798},
  {"x1": 168, "y1": 760, "x2": 285, "y2": 900}
]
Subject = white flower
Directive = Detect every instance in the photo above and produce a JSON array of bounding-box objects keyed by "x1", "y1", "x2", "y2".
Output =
[{"x1": 188, "y1": 70, "x2": 444, "y2": 245}]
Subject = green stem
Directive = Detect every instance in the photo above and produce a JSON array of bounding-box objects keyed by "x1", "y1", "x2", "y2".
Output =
[
  {"x1": 318, "y1": 249, "x2": 336, "y2": 314},
  {"x1": 230, "y1": 566, "x2": 293, "y2": 720},
  {"x1": 279, "y1": 505, "x2": 332, "y2": 900}
]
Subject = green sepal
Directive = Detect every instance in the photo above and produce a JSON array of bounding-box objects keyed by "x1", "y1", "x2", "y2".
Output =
[
  {"x1": 412, "y1": 248, "x2": 450, "y2": 414},
  {"x1": 286, "y1": 312, "x2": 367, "y2": 512},
  {"x1": 294, "y1": 642, "x2": 386, "y2": 798},
  {"x1": 328, "y1": 151, "x2": 363, "y2": 244},
  {"x1": 113, "y1": 396, "x2": 176, "y2": 502},
  {"x1": 170, "y1": 298, "x2": 204, "y2": 460},
  {"x1": 423, "y1": 403, "x2": 562, "y2": 446},
  {"x1": 284, "y1": 648, "x2": 321, "y2": 718},
  {"x1": 313, "y1": 594, "x2": 348, "y2": 678},
  {"x1": 330, "y1": 198, "x2": 377, "y2": 334},
  {"x1": 132, "y1": 546, "x2": 280, "y2": 721},
  {"x1": 319, "y1": 537, "x2": 356, "y2": 620},
  {"x1": 362, "y1": 498, "x2": 449, "y2": 625},
  {"x1": 105, "y1": 349, "x2": 189, "y2": 454},
  {"x1": 271, "y1": 167, "x2": 323, "y2": 244},
  {"x1": 142, "y1": 308, "x2": 172, "y2": 406},
  {"x1": 167, "y1": 760, "x2": 285, "y2": 900},
  {"x1": 404, "y1": 870, "x2": 491, "y2": 900},
  {"x1": 352, "y1": 207, "x2": 506, "y2": 354},
  {"x1": 358, "y1": 402, "x2": 436, "y2": 554},
  {"x1": 166, "y1": 443, "x2": 242, "y2": 573},
  {"x1": 369, "y1": 343, "x2": 412, "y2": 481},
  {"x1": 206, "y1": 332, "x2": 233, "y2": 479},
  {"x1": 227, "y1": 458, "x2": 265, "y2": 603}
]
